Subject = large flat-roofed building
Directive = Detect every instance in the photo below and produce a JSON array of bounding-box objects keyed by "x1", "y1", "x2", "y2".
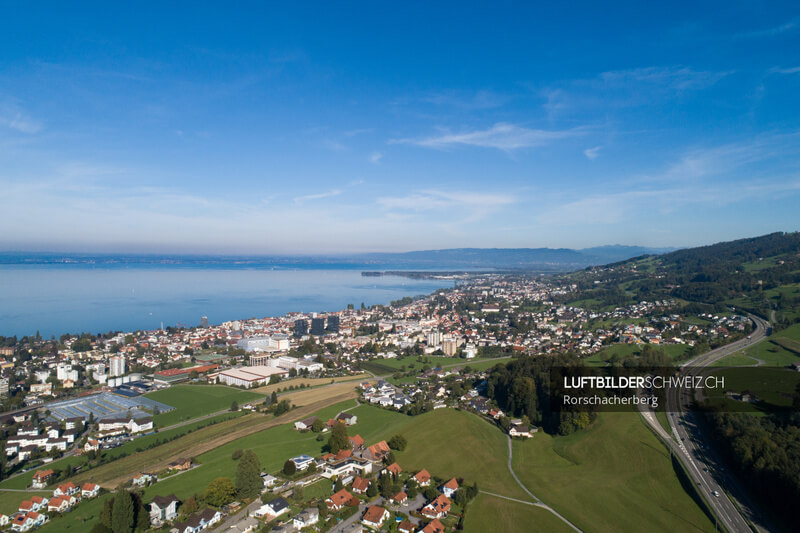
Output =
[
  {"x1": 237, "y1": 336, "x2": 271, "y2": 352},
  {"x1": 217, "y1": 365, "x2": 288, "y2": 388}
]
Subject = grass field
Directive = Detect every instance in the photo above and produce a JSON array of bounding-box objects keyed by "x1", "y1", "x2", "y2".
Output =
[
  {"x1": 140, "y1": 400, "x2": 357, "y2": 501},
  {"x1": 710, "y1": 353, "x2": 758, "y2": 367},
  {"x1": 511, "y1": 412, "x2": 715, "y2": 533},
  {"x1": 584, "y1": 343, "x2": 688, "y2": 366},
  {"x1": 0, "y1": 490, "x2": 52, "y2": 516},
  {"x1": 39, "y1": 493, "x2": 112, "y2": 532},
  {"x1": 252, "y1": 373, "x2": 370, "y2": 395},
  {"x1": 391, "y1": 409, "x2": 528, "y2": 500},
  {"x1": 464, "y1": 494, "x2": 574, "y2": 533},
  {"x1": 145, "y1": 385, "x2": 265, "y2": 426},
  {"x1": 705, "y1": 367, "x2": 800, "y2": 411}
]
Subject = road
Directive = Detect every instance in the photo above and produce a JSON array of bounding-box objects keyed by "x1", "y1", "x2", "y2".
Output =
[{"x1": 641, "y1": 314, "x2": 770, "y2": 533}]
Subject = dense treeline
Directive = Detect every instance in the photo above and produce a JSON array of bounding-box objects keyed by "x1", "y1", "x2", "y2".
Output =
[
  {"x1": 704, "y1": 406, "x2": 800, "y2": 528},
  {"x1": 486, "y1": 353, "x2": 597, "y2": 435},
  {"x1": 487, "y1": 348, "x2": 677, "y2": 435}
]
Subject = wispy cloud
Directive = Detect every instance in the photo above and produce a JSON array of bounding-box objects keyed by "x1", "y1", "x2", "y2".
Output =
[
  {"x1": 598, "y1": 66, "x2": 731, "y2": 91},
  {"x1": 378, "y1": 189, "x2": 515, "y2": 211},
  {"x1": 392, "y1": 122, "x2": 586, "y2": 152},
  {"x1": 0, "y1": 101, "x2": 43, "y2": 134},
  {"x1": 770, "y1": 66, "x2": 800, "y2": 75},
  {"x1": 736, "y1": 18, "x2": 799, "y2": 39},
  {"x1": 584, "y1": 146, "x2": 602, "y2": 160},
  {"x1": 369, "y1": 152, "x2": 383, "y2": 164},
  {"x1": 293, "y1": 189, "x2": 342, "y2": 204}
]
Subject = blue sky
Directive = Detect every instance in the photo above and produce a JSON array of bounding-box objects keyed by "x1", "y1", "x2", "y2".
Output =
[{"x1": 1, "y1": 2, "x2": 799, "y2": 253}]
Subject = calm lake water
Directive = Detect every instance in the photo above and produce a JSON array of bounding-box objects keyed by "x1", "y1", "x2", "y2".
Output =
[{"x1": 0, "y1": 266, "x2": 452, "y2": 338}]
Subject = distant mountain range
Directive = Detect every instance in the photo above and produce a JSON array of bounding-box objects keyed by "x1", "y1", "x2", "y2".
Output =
[
  {"x1": 0, "y1": 245, "x2": 676, "y2": 272},
  {"x1": 356, "y1": 245, "x2": 676, "y2": 270}
]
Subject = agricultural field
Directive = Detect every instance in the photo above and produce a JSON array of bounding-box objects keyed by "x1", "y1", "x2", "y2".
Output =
[
  {"x1": 68, "y1": 396, "x2": 354, "y2": 489},
  {"x1": 464, "y1": 494, "x2": 574, "y2": 533},
  {"x1": 252, "y1": 373, "x2": 370, "y2": 395},
  {"x1": 277, "y1": 381, "x2": 361, "y2": 407},
  {"x1": 145, "y1": 384, "x2": 265, "y2": 426},
  {"x1": 511, "y1": 412, "x2": 716, "y2": 533},
  {"x1": 141, "y1": 400, "x2": 357, "y2": 501}
]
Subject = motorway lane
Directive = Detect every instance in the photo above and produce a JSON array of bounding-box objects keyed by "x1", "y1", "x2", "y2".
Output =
[{"x1": 664, "y1": 315, "x2": 770, "y2": 533}]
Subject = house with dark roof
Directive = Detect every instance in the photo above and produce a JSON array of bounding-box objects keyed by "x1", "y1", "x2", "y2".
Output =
[{"x1": 149, "y1": 494, "x2": 180, "y2": 526}]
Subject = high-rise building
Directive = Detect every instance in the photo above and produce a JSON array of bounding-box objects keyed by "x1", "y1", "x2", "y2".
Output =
[
  {"x1": 294, "y1": 319, "x2": 308, "y2": 337},
  {"x1": 109, "y1": 356, "x2": 126, "y2": 377},
  {"x1": 310, "y1": 317, "x2": 325, "y2": 336},
  {"x1": 0, "y1": 377, "x2": 8, "y2": 397},
  {"x1": 200, "y1": 316, "x2": 209, "y2": 328},
  {"x1": 427, "y1": 330, "x2": 442, "y2": 346},
  {"x1": 326, "y1": 315, "x2": 340, "y2": 333}
]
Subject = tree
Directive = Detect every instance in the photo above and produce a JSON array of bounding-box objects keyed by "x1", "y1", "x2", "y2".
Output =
[
  {"x1": 388, "y1": 434, "x2": 407, "y2": 451},
  {"x1": 327, "y1": 422, "x2": 349, "y2": 454},
  {"x1": 274, "y1": 400, "x2": 291, "y2": 416},
  {"x1": 235, "y1": 450, "x2": 262, "y2": 499},
  {"x1": 100, "y1": 497, "x2": 114, "y2": 528},
  {"x1": 406, "y1": 481, "x2": 418, "y2": 499},
  {"x1": 293, "y1": 484, "x2": 304, "y2": 502},
  {"x1": 232, "y1": 449, "x2": 243, "y2": 460},
  {"x1": 189, "y1": 370, "x2": 199, "y2": 379},
  {"x1": 311, "y1": 418, "x2": 325, "y2": 433},
  {"x1": 283, "y1": 459, "x2": 297, "y2": 476},
  {"x1": 423, "y1": 486, "x2": 438, "y2": 500},
  {"x1": 203, "y1": 477, "x2": 237, "y2": 507},
  {"x1": 270, "y1": 391, "x2": 278, "y2": 404},
  {"x1": 379, "y1": 473, "x2": 393, "y2": 498},
  {"x1": 366, "y1": 483, "x2": 378, "y2": 498},
  {"x1": 334, "y1": 477, "x2": 344, "y2": 492},
  {"x1": 111, "y1": 490, "x2": 135, "y2": 533},
  {"x1": 230, "y1": 401, "x2": 239, "y2": 412},
  {"x1": 182, "y1": 496, "x2": 199, "y2": 515}
]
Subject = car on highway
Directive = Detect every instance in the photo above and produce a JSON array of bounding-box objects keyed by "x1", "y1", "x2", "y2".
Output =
[{"x1": 712, "y1": 490, "x2": 720, "y2": 497}]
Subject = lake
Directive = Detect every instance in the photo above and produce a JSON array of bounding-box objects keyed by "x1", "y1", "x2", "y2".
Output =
[{"x1": 0, "y1": 265, "x2": 452, "y2": 338}]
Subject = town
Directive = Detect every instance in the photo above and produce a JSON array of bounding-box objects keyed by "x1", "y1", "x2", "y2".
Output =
[{"x1": 0, "y1": 265, "x2": 762, "y2": 533}]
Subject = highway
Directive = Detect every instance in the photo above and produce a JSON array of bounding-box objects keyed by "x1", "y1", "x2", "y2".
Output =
[{"x1": 641, "y1": 314, "x2": 770, "y2": 533}]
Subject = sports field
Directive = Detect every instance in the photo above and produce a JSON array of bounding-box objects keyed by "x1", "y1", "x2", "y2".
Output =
[
  {"x1": 511, "y1": 412, "x2": 715, "y2": 532},
  {"x1": 145, "y1": 384, "x2": 265, "y2": 426}
]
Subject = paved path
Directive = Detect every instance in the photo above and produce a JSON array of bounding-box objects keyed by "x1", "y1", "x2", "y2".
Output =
[{"x1": 503, "y1": 436, "x2": 583, "y2": 532}]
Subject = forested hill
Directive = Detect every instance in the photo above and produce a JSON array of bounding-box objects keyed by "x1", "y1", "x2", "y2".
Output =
[
  {"x1": 565, "y1": 231, "x2": 800, "y2": 326},
  {"x1": 649, "y1": 232, "x2": 800, "y2": 270}
]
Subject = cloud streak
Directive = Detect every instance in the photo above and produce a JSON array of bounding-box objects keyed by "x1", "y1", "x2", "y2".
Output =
[
  {"x1": 392, "y1": 122, "x2": 586, "y2": 151},
  {"x1": 293, "y1": 189, "x2": 342, "y2": 204}
]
